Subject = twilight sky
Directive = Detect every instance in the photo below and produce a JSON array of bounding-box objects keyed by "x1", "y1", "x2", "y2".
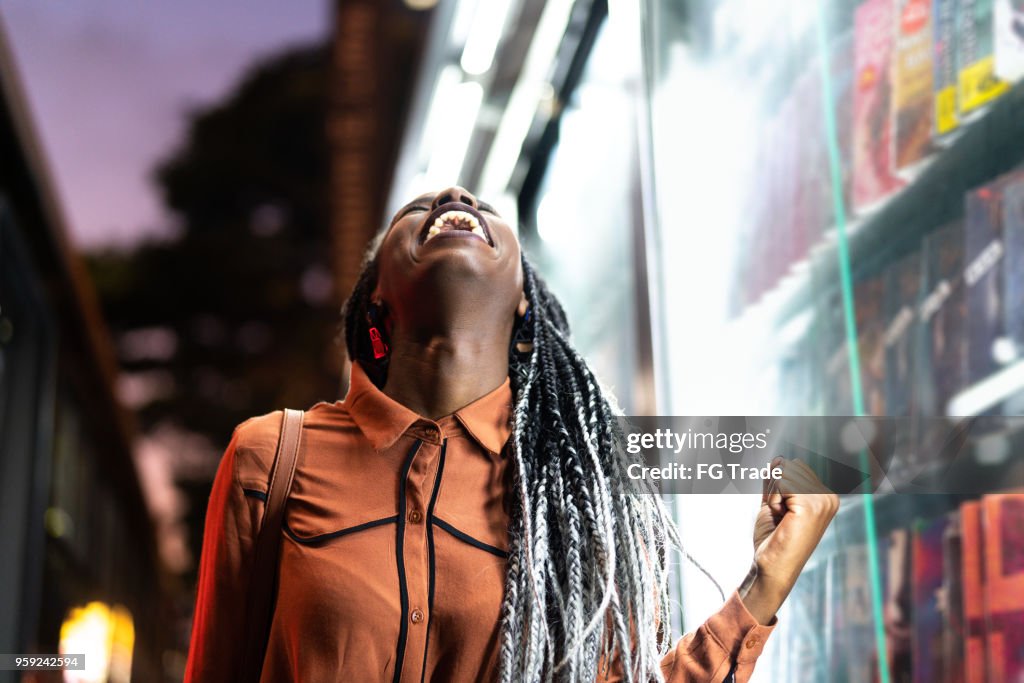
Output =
[{"x1": 2, "y1": 0, "x2": 329, "y2": 250}]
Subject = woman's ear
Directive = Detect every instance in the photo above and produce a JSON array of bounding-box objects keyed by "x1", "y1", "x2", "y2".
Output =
[{"x1": 516, "y1": 292, "x2": 529, "y2": 318}]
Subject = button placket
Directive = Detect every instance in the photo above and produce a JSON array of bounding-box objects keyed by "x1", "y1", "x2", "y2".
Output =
[{"x1": 397, "y1": 438, "x2": 437, "y2": 678}]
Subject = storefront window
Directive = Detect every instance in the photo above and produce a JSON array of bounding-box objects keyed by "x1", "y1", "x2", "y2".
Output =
[{"x1": 642, "y1": 0, "x2": 1024, "y2": 679}]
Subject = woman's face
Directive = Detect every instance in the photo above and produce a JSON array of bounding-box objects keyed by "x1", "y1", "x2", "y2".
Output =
[{"x1": 373, "y1": 186, "x2": 524, "y2": 324}]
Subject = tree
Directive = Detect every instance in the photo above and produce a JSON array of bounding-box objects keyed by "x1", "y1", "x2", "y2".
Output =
[
  {"x1": 87, "y1": 44, "x2": 344, "y2": 585},
  {"x1": 89, "y1": 44, "x2": 341, "y2": 440}
]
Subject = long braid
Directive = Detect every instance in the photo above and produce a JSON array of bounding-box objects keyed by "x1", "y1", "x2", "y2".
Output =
[{"x1": 342, "y1": 246, "x2": 720, "y2": 682}]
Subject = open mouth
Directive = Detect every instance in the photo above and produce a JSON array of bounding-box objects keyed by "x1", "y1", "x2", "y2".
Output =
[{"x1": 420, "y1": 203, "x2": 493, "y2": 247}]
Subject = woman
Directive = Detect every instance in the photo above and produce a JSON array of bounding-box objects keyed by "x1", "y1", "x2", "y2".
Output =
[{"x1": 185, "y1": 186, "x2": 838, "y2": 682}]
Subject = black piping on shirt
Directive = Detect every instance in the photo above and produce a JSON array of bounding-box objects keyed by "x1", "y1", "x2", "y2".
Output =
[
  {"x1": 393, "y1": 439, "x2": 421, "y2": 683},
  {"x1": 243, "y1": 488, "x2": 400, "y2": 545},
  {"x1": 420, "y1": 438, "x2": 447, "y2": 683},
  {"x1": 432, "y1": 517, "x2": 509, "y2": 559},
  {"x1": 283, "y1": 516, "x2": 399, "y2": 545}
]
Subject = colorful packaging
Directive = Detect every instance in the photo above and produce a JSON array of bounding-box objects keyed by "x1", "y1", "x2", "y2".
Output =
[
  {"x1": 853, "y1": 0, "x2": 906, "y2": 212},
  {"x1": 893, "y1": 0, "x2": 936, "y2": 172},
  {"x1": 1003, "y1": 178, "x2": 1024, "y2": 368},
  {"x1": 981, "y1": 493, "x2": 1024, "y2": 681},
  {"x1": 933, "y1": 0, "x2": 961, "y2": 135},
  {"x1": 960, "y1": 501, "x2": 989, "y2": 683},
  {"x1": 912, "y1": 515, "x2": 952, "y2": 683},
  {"x1": 956, "y1": 0, "x2": 1011, "y2": 116},
  {"x1": 963, "y1": 172, "x2": 1024, "y2": 386}
]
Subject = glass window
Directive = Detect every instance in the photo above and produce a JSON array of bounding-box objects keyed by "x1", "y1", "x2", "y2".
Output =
[
  {"x1": 525, "y1": 18, "x2": 648, "y2": 413},
  {"x1": 641, "y1": 0, "x2": 1024, "y2": 679}
]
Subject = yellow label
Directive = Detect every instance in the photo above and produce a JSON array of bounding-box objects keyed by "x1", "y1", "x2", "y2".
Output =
[
  {"x1": 935, "y1": 86, "x2": 959, "y2": 134},
  {"x1": 958, "y1": 56, "x2": 1011, "y2": 114}
]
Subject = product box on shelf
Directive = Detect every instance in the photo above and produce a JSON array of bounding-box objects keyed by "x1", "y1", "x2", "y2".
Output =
[
  {"x1": 853, "y1": 0, "x2": 907, "y2": 212},
  {"x1": 933, "y1": 0, "x2": 961, "y2": 136},
  {"x1": 893, "y1": 0, "x2": 936, "y2": 173},
  {"x1": 912, "y1": 514, "x2": 953, "y2": 683},
  {"x1": 1001, "y1": 178, "x2": 1024, "y2": 370},
  {"x1": 956, "y1": 0, "x2": 1011, "y2": 117},
  {"x1": 961, "y1": 500, "x2": 989, "y2": 682},
  {"x1": 963, "y1": 171, "x2": 1024, "y2": 387},
  {"x1": 980, "y1": 492, "x2": 1024, "y2": 681}
]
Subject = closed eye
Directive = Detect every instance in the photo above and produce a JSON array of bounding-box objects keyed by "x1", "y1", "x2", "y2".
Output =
[
  {"x1": 393, "y1": 204, "x2": 430, "y2": 223},
  {"x1": 478, "y1": 202, "x2": 498, "y2": 215}
]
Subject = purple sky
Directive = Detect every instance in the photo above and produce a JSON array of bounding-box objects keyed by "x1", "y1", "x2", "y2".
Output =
[{"x1": 2, "y1": 1, "x2": 329, "y2": 250}]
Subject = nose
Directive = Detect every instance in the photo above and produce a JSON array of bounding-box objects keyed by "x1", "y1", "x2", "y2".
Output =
[{"x1": 432, "y1": 186, "x2": 478, "y2": 210}]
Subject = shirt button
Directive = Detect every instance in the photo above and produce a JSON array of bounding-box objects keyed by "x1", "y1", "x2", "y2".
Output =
[
  {"x1": 408, "y1": 510, "x2": 422, "y2": 524},
  {"x1": 745, "y1": 637, "x2": 759, "y2": 649},
  {"x1": 410, "y1": 609, "x2": 425, "y2": 624}
]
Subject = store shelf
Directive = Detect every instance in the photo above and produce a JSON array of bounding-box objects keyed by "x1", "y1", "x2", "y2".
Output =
[{"x1": 733, "y1": 78, "x2": 1024, "y2": 332}]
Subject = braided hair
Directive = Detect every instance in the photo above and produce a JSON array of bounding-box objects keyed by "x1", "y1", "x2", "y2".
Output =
[{"x1": 342, "y1": 238, "x2": 720, "y2": 682}]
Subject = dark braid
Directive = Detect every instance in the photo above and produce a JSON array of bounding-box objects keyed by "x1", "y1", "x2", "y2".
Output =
[{"x1": 342, "y1": 245, "x2": 719, "y2": 682}]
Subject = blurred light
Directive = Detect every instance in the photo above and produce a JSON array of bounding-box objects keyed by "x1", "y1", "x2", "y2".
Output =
[
  {"x1": 419, "y1": 66, "x2": 463, "y2": 168},
  {"x1": 116, "y1": 370, "x2": 176, "y2": 408},
  {"x1": 948, "y1": 358, "x2": 1024, "y2": 416},
  {"x1": 118, "y1": 327, "x2": 178, "y2": 362},
  {"x1": 993, "y1": 336, "x2": 1018, "y2": 365},
  {"x1": 60, "y1": 602, "x2": 134, "y2": 683},
  {"x1": 479, "y1": 0, "x2": 575, "y2": 196},
  {"x1": 449, "y1": 0, "x2": 481, "y2": 47},
  {"x1": 45, "y1": 507, "x2": 73, "y2": 539},
  {"x1": 491, "y1": 191, "x2": 519, "y2": 234},
  {"x1": 536, "y1": 191, "x2": 573, "y2": 244},
  {"x1": 460, "y1": 0, "x2": 515, "y2": 75},
  {"x1": 300, "y1": 265, "x2": 334, "y2": 306},
  {"x1": 976, "y1": 433, "x2": 1011, "y2": 465},
  {"x1": 249, "y1": 203, "x2": 287, "y2": 237},
  {"x1": 404, "y1": 0, "x2": 439, "y2": 10},
  {"x1": 422, "y1": 68, "x2": 484, "y2": 187},
  {"x1": 776, "y1": 308, "x2": 814, "y2": 348}
]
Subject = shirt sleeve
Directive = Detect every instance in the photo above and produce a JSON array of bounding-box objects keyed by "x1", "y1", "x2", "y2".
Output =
[
  {"x1": 184, "y1": 423, "x2": 269, "y2": 682},
  {"x1": 598, "y1": 590, "x2": 776, "y2": 683},
  {"x1": 659, "y1": 590, "x2": 777, "y2": 683}
]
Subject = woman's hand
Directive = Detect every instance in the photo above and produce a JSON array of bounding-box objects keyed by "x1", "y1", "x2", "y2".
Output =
[{"x1": 738, "y1": 456, "x2": 839, "y2": 625}]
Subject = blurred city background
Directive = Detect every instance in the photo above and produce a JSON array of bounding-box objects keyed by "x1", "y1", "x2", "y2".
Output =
[{"x1": 1, "y1": 0, "x2": 1023, "y2": 681}]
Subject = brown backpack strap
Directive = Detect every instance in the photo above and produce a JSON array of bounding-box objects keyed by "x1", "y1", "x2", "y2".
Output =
[{"x1": 241, "y1": 408, "x2": 303, "y2": 683}]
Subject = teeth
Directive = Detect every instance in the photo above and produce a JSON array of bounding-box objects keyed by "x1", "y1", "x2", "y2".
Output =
[{"x1": 424, "y1": 210, "x2": 490, "y2": 244}]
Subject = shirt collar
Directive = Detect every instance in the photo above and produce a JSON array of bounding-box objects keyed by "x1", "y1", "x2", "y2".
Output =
[{"x1": 344, "y1": 361, "x2": 513, "y2": 455}]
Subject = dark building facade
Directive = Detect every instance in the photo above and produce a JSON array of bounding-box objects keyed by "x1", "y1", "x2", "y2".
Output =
[{"x1": 0, "y1": 19, "x2": 167, "y2": 682}]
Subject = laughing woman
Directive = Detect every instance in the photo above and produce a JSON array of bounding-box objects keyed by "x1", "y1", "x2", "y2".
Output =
[{"x1": 185, "y1": 186, "x2": 838, "y2": 683}]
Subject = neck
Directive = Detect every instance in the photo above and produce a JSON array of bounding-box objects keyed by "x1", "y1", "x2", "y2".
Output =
[{"x1": 382, "y1": 326, "x2": 510, "y2": 419}]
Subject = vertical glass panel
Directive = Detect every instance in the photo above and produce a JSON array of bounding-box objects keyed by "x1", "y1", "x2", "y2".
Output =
[
  {"x1": 526, "y1": 19, "x2": 645, "y2": 411},
  {"x1": 641, "y1": 0, "x2": 1024, "y2": 679}
]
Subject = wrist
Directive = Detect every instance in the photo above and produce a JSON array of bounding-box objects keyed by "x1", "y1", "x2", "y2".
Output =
[{"x1": 737, "y1": 565, "x2": 787, "y2": 626}]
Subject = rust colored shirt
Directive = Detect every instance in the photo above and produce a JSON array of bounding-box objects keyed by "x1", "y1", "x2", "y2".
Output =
[{"x1": 185, "y1": 362, "x2": 775, "y2": 682}]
